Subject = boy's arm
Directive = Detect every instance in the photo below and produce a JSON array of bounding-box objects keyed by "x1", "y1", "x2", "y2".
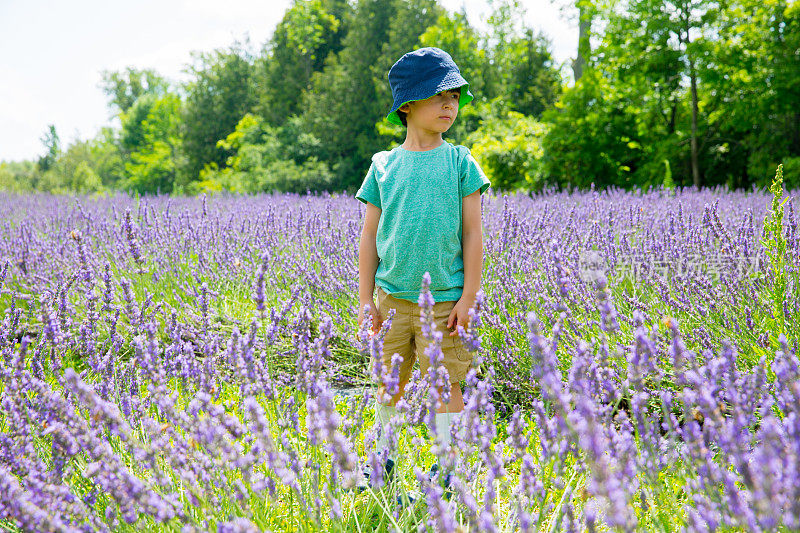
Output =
[
  {"x1": 461, "y1": 190, "x2": 483, "y2": 305},
  {"x1": 447, "y1": 190, "x2": 483, "y2": 334},
  {"x1": 358, "y1": 202, "x2": 382, "y2": 306}
]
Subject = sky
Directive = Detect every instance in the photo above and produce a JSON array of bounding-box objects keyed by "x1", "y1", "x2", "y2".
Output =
[{"x1": 0, "y1": 0, "x2": 578, "y2": 163}]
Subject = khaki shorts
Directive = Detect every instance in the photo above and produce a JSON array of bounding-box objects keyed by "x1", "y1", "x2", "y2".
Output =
[{"x1": 369, "y1": 286, "x2": 473, "y2": 395}]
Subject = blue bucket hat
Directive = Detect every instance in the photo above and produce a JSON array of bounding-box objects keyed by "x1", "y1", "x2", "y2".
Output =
[{"x1": 386, "y1": 47, "x2": 473, "y2": 126}]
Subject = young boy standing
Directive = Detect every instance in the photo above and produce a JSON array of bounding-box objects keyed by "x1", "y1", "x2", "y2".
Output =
[{"x1": 355, "y1": 47, "x2": 491, "y2": 497}]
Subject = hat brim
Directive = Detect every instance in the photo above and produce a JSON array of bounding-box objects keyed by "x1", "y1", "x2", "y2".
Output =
[{"x1": 386, "y1": 82, "x2": 474, "y2": 126}]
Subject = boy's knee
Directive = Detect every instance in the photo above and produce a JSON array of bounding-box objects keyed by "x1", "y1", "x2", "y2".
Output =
[{"x1": 380, "y1": 379, "x2": 409, "y2": 406}]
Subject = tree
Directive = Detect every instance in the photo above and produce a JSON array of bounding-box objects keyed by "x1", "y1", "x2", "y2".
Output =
[
  {"x1": 480, "y1": 0, "x2": 562, "y2": 117},
  {"x1": 86, "y1": 127, "x2": 127, "y2": 190},
  {"x1": 706, "y1": 0, "x2": 800, "y2": 188},
  {"x1": 571, "y1": 0, "x2": 595, "y2": 82},
  {"x1": 99, "y1": 67, "x2": 170, "y2": 115},
  {"x1": 53, "y1": 140, "x2": 105, "y2": 194},
  {"x1": 36, "y1": 124, "x2": 60, "y2": 173},
  {"x1": 123, "y1": 93, "x2": 184, "y2": 194},
  {"x1": 120, "y1": 93, "x2": 159, "y2": 154},
  {"x1": 181, "y1": 40, "x2": 259, "y2": 182},
  {"x1": 299, "y1": 0, "x2": 442, "y2": 189},
  {"x1": 256, "y1": 0, "x2": 350, "y2": 126},
  {"x1": 0, "y1": 161, "x2": 37, "y2": 192},
  {"x1": 542, "y1": 67, "x2": 646, "y2": 189},
  {"x1": 468, "y1": 104, "x2": 550, "y2": 191},
  {"x1": 193, "y1": 113, "x2": 334, "y2": 194},
  {"x1": 604, "y1": 0, "x2": 723, "y2": 188},
  {"x1": 543, "y1": 0, "x2": 748, "y2": 190},
  {"x1": 481, "y1": 0, "x2": 525, "y2": 100},
  {"x1": 503, "y1": 28, "x2": 562, "y2": 118}
]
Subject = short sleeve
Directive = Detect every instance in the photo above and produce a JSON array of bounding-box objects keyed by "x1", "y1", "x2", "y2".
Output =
[
  {"x1": 459, "y1": 149, "x2": 491, "y2": 197},
  {"x1": 355, "y1": 163, "x2": 381, "y2": 208}
]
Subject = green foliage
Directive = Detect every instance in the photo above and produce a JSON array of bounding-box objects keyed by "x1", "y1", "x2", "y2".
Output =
[
  {"x1": 482, "y1": 0, "x2": 524, "y2": 98},
  {"x1": 482, "y1": 1, "x2": 562, "y2": 118},
  {"x1": 541, "y1": 68, "x2": 644, "y2": 189},
  {"x1": 51, "y1": 140, "x2": 105, "y2": 194},
  {"x1": 0, "y1": 160, "x2": 37, "y2": 192},
  {"x1": 543, "y1": 0, "x2": 800, "y2": 191},
  {"x1": 780, "y1": 157, "x2": 800, "y2": 192},
  {"x1": 501, "y1": 27, "x2": 562, "y2": 118},
  {"x1": 1, "y1": 128, "x2": 125, "y2": 195},
  {"x1": 541, "y1": 0, "x2": 706, "y2": 191},
  {"x1": 36, "y1": 124, "x2": 60, "y2": 173},
  {"x1": 256, "y1": 0, "x2": 349, "y2": 126},
  {"x1": 122, "y1": 93, "x2": 184, "y2": 195},
  {"x1": 194, "y1": 114, "x2": 335, "y2": 194},
  {"x1": 758, "y1": 164, "x2": 796, "y2": 348},
  {"x1": 181, "y1": 40, "x2": 260, "y2": 182},
  {"x1": 10, "y1": 0, "x2": 800, "y2": 195},
  {"x1": 722, "y1": 0, "x2": 800, "y2": 189},
  {"x1": 120, "y1": 93, "x2": 159, "y2": 154},
  {"x1": 88, "y1": 127, "x2": 128, "y2": 190},
  {"x1": 467, "y1": 102, "x2": 548, "y2": 192},
  {"x1": 99, "y1": 67, "x2": 170, "y2": 114},
  {"x1": 662, "y1": 160, "x2": 675, "y2": 194}
]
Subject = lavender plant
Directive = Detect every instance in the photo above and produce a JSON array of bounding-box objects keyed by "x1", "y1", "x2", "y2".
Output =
[{"x1": 0, "y1": 175, "x2": 799, "y2": 531}]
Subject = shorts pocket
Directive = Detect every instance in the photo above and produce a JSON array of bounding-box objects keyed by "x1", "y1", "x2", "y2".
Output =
[
  {"x1": 449, "y1": 334, "x2": 473, "y2": 362},
  {"x1": 431, "y1": 303, "x2": 470, "y2": 362},
  {"x1": 376, "y1": 286, "x2": 388, "y2": 309}
]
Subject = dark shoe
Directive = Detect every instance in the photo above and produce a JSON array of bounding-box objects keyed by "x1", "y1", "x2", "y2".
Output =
[
  {"x1": 396, "y1": 489, "x2": 417, "y2": 507},
  {"x1": 352, "y1": 457, "x2": 394, "y2": 493},
  {"x1": 396, "y1": 463, "x2": 453, "y2": 508},
  {"x1": 427, "y1": 463, "x2": 454, "y2": 501},
  {"x1": 397, "y1": 463, "x2": 453, "y2": 507}
]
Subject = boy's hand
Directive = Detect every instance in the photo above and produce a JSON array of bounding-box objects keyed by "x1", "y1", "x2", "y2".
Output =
[
  {"x1": 446, "y1": 297, "x2": 474, "y2": 336},
  {"x1": 358, "y1": 300, "x2": 382, "y2": 335}
]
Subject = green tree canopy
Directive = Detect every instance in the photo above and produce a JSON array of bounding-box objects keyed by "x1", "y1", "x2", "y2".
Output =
[
  {"x1": 123, "y1": 93, "x2": 184, "y2": 195},
  {"x1": 299, "y1": 0, "x2": 443, "y2": 189},
  {"x1": 99, "y1": 67, "x2": 170, "y2": 115},
  {"x1": 5, "y1": 0, "x2": 798, "y2": 196},
  {"x1": 181, "y1": 40, "x2": 260, "y2": 182},
  {"x1": 256, "y1": 0, "x2": 350, "y2": 126}
]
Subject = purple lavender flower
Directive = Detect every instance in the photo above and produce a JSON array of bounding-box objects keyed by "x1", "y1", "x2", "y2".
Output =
[{"x1": 122, "y1": 208, "x2": 144, "y2": 267}]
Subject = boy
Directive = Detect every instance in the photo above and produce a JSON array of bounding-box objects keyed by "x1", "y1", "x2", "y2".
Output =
[{"x1": 354, "y1": 47, "x2": 491, "y2": 498}]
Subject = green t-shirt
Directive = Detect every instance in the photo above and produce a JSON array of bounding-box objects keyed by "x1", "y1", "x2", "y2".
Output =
[{"x1": 355, "y1": 141, "x2": 491, "y2": 303}]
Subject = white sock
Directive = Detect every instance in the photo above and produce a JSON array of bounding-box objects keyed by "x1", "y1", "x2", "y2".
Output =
[
  {"x1": 375, "y1": 403, "x2": 397, "y2": 462},
  {"x1": 434, "y1": 412, "x2": 460, "y2": 449}
]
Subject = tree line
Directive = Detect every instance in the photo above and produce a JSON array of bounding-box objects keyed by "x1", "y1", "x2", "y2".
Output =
[{"x1": 1, "y1": 0, "x2": 798, "y2": 196}]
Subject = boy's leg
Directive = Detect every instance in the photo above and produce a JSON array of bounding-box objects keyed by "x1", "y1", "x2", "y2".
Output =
[
  {"x1": 439, "y1": 382, "x2": 464, "y2": 413},
  {"x1": 386, "y1": 378, "x2": 411, "y2": 406},
  {"x1": 371, "y1": 287, "x2": 416, "y2": 405},
  {"x1": 371, "y1": 287, "x2": 415, "y2": 462},
  {"x1": 413, "y1": 298, "x2": 473, "y2": 452},
  {"x1": 413, "y1": 299, "x2": 472, "y2": 412}
]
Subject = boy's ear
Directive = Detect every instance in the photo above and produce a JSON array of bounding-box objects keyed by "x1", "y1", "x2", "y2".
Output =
[{"x1": 399, "y1": 101, "x2": 413, "y2": 112}]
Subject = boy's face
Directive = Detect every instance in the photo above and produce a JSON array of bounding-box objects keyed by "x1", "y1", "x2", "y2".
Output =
[{"x1": 400, "y1": 88, "x2": 460, "y2": 134}]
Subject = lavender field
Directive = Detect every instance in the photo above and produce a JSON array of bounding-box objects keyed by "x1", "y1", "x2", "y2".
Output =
[{"x1": 1, "y1": 168, "x2": 799, "y2": 532}]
